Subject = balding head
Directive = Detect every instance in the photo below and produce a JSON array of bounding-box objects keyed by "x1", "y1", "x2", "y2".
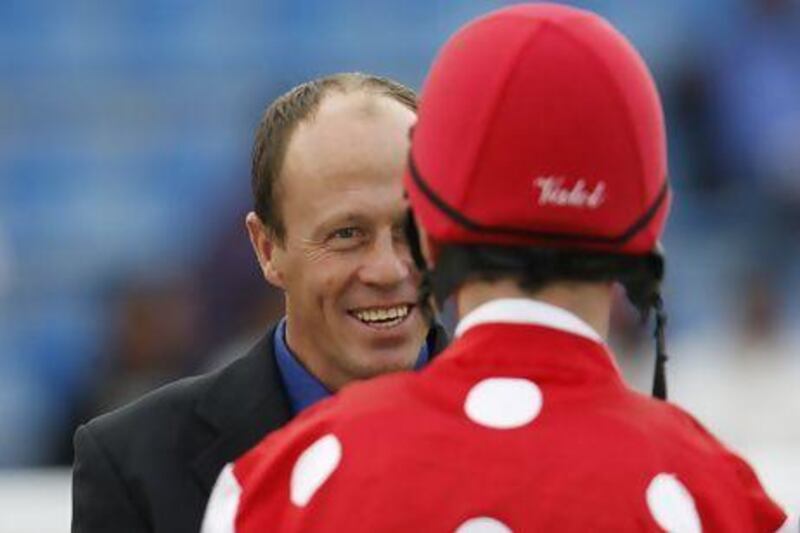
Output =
[
  {"x1": 250, "y1": 73, "x2": 418, "y2": 241},
  {"x1": 244, "y1": 75, "x2": 427, "y2": 391}
]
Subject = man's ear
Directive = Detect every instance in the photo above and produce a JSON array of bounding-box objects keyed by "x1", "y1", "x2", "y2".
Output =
[{"x1": 245, "y1": 212, "x2": 286, "y2": 289}]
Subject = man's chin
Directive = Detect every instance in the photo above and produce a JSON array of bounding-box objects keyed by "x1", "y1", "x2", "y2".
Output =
[
  {"x1": 340, "y1": 339, "x2": 421, "y2": 377},
  {"x1": 338, "y1": 312, "x2": 428, "y2": 372},
  {"x1": 346, "y1": 357, "x2": 419, "y2": 383}
]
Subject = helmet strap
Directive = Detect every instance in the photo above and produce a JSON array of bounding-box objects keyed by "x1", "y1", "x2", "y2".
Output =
[{"x1": 651, "y1": 294, "x2": 669, "y2": 400}]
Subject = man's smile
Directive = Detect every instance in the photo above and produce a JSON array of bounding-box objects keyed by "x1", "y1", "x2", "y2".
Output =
[{"x1": 347, "y1": 303, "x2": 415, "y2": 330}]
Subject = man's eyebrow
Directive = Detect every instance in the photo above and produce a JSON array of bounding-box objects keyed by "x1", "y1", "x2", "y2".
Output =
[
  {"x1": 312, "y1": 212, "x2": 370, "y2": 236},
  {"x1": 323, "y1": 212, "x2": 369, "y2": 226}
]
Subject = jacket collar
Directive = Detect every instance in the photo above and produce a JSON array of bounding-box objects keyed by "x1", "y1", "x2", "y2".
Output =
[
  {"x1": 189, "y1": 320, "x2": 449, "y2": 494},
  {"x1": 455, "y1": 298, "x2": 603, "y2": 343},
  {"x1": 190, "y1": 324, "x2": 293, "y2": 493}
]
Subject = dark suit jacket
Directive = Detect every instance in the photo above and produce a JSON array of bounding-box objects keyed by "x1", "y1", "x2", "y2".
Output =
[{"x1": 71, "y1": 322, "x2": 447, "y2": 533}]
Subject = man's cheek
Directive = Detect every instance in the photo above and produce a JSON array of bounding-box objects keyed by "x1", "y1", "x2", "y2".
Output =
[
  {"x1": 319, "y1": 274, "x2": 340, "y2": 299},
  {"x1": 408, "y1": 267, "x2": 423, "y2": 288},
  {"x1": 319, "y1": 259, "x2": 358, "y2": 297},
  {"x1": 316, "y1": 273, "x2": 350, "y2": 319}
]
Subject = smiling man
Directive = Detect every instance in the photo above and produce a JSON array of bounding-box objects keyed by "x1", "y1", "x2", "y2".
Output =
[
  {"x1": 71, "y1": 73, "x2": 446, "y2": 533},
  {"x1": 247, "y1": 82, "x2": 430, "y2": 395}
]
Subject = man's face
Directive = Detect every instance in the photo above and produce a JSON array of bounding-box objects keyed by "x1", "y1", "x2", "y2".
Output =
[{"x1": 248, "y1": 91, "x2": 427, "y2": 391}]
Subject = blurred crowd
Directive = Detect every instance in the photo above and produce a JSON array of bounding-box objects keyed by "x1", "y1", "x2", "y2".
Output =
[{"x1": 0, "y1": 0, "x2": 798, "y2": 469}]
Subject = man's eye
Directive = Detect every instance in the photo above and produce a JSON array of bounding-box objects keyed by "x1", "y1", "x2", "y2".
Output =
[{"x1": 331, "y1": 227, "x2": 361, "y2": 240}]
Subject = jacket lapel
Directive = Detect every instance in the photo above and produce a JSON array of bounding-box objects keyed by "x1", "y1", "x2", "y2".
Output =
[
  {"x1": 188, "y1": 320, "x2": 449, "y2": 494},
  {"x1": 190, "y1": 325, "x2": 292, "y2": 494}
]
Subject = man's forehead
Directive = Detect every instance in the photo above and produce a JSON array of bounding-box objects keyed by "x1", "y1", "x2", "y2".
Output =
[
  {"x1": 298, "y1": 91, "x2": 414, "y2": 142},
  {"x1": 302, "y1": 179, "x2": 409, "y2": 230},
  {"x1": 282, "y1": 91, "x2": 415, "y2": 181},
  {"x1": 311, "y1": 90, "x2": 396, "y2": 122},
  {"x1": 320, "y1": 191, "x2": 410, "y2": 221}
]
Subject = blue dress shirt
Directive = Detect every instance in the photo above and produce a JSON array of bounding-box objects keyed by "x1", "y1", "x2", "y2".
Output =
[{"x1": 273, "y1": 317, "x2": 431, "y2": 414}]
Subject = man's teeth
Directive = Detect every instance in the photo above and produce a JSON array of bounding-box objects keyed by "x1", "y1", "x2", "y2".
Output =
[{"x1": 353, "y1": 305, "x2": 410, "y2": 323}]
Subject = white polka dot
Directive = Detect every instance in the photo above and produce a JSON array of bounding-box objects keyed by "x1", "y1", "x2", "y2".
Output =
[
  {"x1": 290, "y1": 434, "x2": 342, "y2": 507},
  {"x1": 455, "y1": 516, "x2": 512, "y2": 533},
  {"x1": 646, "y1": 473, "x2": 702, "y2": 533},
  {"x1": 464, "y1": 378, "x2": 542, "y2": 429},
  {"x1": 201, "y1": 463, "x2": 240, "y2": 533}
]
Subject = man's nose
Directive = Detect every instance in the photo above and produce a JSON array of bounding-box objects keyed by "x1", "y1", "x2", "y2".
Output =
[{"x1": 359, "y1": 232, "x2": 411, "y2": 287}]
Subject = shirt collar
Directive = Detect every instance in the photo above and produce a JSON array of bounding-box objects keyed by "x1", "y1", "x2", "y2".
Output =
[
  {"x1": 454, "y1": 298, "x2": 604, "y2": 343},
  {"x1": 273, "y1": 318, "x2": 331, "y2": 415},
  {"x1": 274, "y1": 318, "x2": 433, "y2": 415}
]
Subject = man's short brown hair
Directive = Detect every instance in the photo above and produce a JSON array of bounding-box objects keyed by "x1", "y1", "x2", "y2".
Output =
[{"x1": 251, "y1": 72, "x2": 418, "y2": 241}]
